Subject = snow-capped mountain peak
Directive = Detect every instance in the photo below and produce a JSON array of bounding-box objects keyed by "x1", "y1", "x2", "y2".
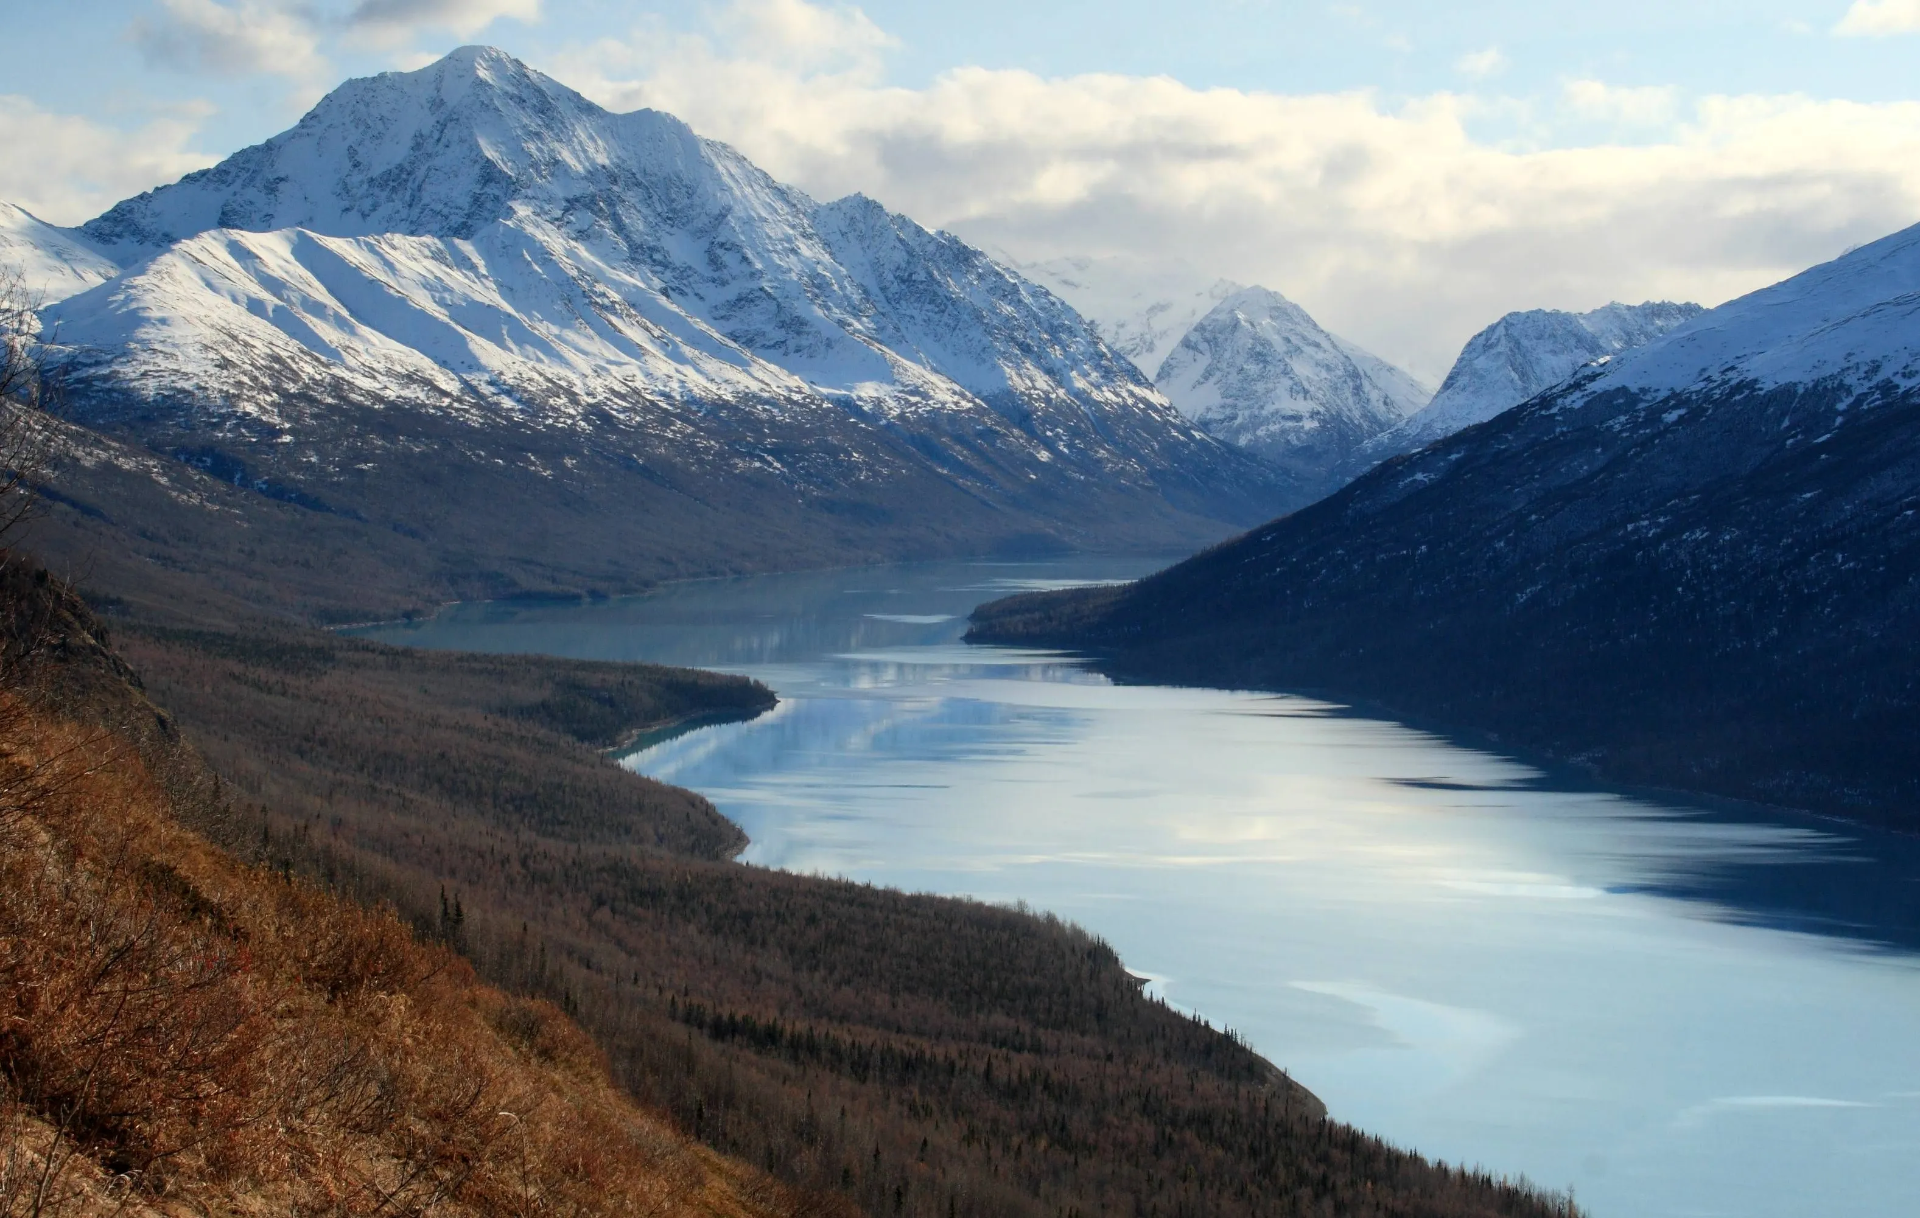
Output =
[
  {"x1": 40, "y1": 47, "x2": 1184, "y2": 420},
  {"x1": 84, "y1": 46, "x2": 667, "y2": 249},
  {"x1": 1152, "y1": 285, "x2": 1430, "y2": 496}
]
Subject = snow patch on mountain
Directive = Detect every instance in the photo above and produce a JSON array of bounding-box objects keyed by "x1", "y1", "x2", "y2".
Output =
[
  {"x1": 1366, "y1": 300, "x2": 1702, "y2": 461},
  {"x1": 46, "y1": 225, "x2": 820, "y2": 427},
  {"x1": 0, "y1": 203, "x2": 120, "y2": 303},
  {"x1": 1152, "y1": 286, "x2": 1429, "y2": 492}
]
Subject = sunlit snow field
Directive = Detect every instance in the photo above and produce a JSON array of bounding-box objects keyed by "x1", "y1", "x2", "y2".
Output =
[{"x1": 358, "y1": 557, "x2": 1920, "y2": 1218}]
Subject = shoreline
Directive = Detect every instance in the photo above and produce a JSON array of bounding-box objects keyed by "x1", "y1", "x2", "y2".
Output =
[
  {"x1": 330, "y1": 549, "x2": 1182, "y2": 635},
  {"x1": 606, "y1": 704, "x2": 777, "y2": 759},
  {"x1": 996, "y1": 640, "x2": 1920, "y2": 845}
]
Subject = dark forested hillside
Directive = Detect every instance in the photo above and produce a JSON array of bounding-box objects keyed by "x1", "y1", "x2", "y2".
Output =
[
  {"x1": 28, "y1": 406, "x2": 1253, "y2": 629},
  {"x1": 968, "y1": 371, "x2": 1920, "y2": 829},
  {"x1": 66, "y1": 588, "x2": 1575, "y2": 1218}
]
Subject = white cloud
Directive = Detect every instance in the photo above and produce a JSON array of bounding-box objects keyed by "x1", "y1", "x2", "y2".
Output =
[
  {"x1": 1834, "y1": 0, "x2": 1920, "y2": 36},
  {"x1": 128, "y1": 0, "x2": 330, "y2": 80},
  {"x1": 0, "y1": 95, "x2": 217, "y2": 225},
  {"x1": 546, "y1": 3, "x2": 1920, "y2": 379},
  {"x1": 1562, "y1": 78, "x2": 1679, "y2": 126},
  {"x1": 712, "y1": 0, "x2": 895, "y2": 72},
  {"x1": 1455, "y1": 47, "x2": 1507, "y2": 79},
  {"x1": 346, "y1": 0, "x2": 543, "y2": 45}
]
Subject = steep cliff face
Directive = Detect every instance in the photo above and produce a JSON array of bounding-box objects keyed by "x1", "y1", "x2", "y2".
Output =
[{"x1": 971, "y1": 223, "x2": 1920, "y2": 827}]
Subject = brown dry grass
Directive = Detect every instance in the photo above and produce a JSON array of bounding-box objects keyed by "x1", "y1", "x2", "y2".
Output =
[{"x1": 0, "y1": 693, "x2": 830, "y2": 1218}]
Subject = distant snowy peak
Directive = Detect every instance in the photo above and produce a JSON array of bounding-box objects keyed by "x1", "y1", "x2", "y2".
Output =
[
  {"x1": 1153, "y1": 286, "x2": 1430, "y2": 492},
  {"x1": 1370, "y1": 299, "x2": 1703, "y2": 459},
  {"x1": 1092, "y1": 278, "x2": 1244, "y2": 378},
  {"x1": 0, "y1": 203, "x2": 120, "y2": 303}
]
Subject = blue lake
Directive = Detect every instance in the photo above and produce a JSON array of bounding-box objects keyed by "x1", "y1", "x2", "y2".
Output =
[{"x1": 357, "y1": 556, "x2": 1920, "y2": 1218}]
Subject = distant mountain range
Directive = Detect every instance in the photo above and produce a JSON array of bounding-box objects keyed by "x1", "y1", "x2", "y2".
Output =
[
  {"x1": 5, "y1": 48, "x2": 1298, "y2": 614},
  {"x1": 1019, "y1": 266, "x2": 1703, "y2": 500},
  {"x1": 970, "y1": 223, "x2": 1920, "y2": 829}
]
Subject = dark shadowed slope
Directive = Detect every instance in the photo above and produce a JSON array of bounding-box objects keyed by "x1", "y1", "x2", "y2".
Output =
[{"x1": 971, "y1": 223, "x2": 1920, "y2": 830}]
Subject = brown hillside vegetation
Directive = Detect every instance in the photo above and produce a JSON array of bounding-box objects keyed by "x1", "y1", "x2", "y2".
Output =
[
  {"x1": 87, "y1": 602, "x2": 1579, "y2": 1218},
  {"x1": 0, "y1": 566, "x2": 820, "y2": 1218}
]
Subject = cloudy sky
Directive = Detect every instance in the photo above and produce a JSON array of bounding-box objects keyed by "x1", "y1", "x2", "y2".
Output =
[{"x1": 5, "y1": 0, "x2": 1920, "y2": 378}]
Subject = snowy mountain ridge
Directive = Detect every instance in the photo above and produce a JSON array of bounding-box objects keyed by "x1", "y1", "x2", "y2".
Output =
[
  {"x1": 0, "y1": 203, "x2": 119, "y2": 303},
  {"x1": 1588, "y1": 225, "x2": 1920, "y2": 402},
  {"x1": 1006, "y1": 255, "x2": 1244, "y2": 378},
  {"x1": 39, "y1": 47, "x2": 1173, "y2": 435},
  {"x1": 1362, "y1": 299, "x2": 1702, "y2": 464}
]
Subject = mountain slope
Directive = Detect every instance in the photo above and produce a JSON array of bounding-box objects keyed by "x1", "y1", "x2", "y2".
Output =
[
  {"x1": 1360, "y1": 300, "x2": 1701, "y2": 464},
  {"x1": 10, "y1": 49, "x2": 1290, "y2": 606},
  {"x1": 0, "y1": 565, "x2": 803, "y2": 1218},
  {"x1": 1154, "y1": 286, "x2": 1429, "y2": 500},
  {"x1": 0, "y1": 202, "x2": 119, "y2": 302},
  {"x1": 969, "y1": 222, "x2": 1920, "y2": 829}
]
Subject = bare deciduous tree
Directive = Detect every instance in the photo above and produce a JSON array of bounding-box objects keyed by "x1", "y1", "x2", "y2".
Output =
[{"x1": 0, "y1": 269, "x2": 62, "y2": 555}]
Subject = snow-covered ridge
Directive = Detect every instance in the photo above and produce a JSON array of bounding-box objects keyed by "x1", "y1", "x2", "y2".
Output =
[
  {"x1": 13, "y1": 46, "x2": 1180, "y2": 440},
  {"x1": 1365, "y1": 299, "x2": 1702, "y2": 462},
  {"x1": 1592, "y1": 223, "x2": 1920, "y2": 401},
  {"x1": 0, "y1": 203, "x2": 119, "y2": 303},
  {"x1": 1152, "y1": 286, "x2": 1428, "y2": 491}
]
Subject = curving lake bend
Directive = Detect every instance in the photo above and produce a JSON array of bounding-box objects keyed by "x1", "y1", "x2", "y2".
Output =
[{"x1": 356, "y1": 557, "x2": 1920, "y2": 1218}]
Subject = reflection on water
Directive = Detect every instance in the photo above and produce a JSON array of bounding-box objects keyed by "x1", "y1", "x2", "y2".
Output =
[{"x1": 356, "y1": 558, "x2": 1920, "y2": 1218}]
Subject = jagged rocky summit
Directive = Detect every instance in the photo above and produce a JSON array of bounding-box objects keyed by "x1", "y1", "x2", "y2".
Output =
[
  {"x1": 1152, "y1": 286, "x2": 1430, "y2": 499},
  {"x1": 969, "y1": 223, "x2": 1920, "y2": 828},
  {"x1": 6, "y1": 48, "x2": 1295, "y2": 606},
  {"x1": 1359, "y1": 300, "x2": 1702, "y2": 466}
]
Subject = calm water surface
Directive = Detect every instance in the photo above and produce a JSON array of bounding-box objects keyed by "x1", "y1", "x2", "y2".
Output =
[{"x1": 357, "y1": 558, "x2": 1920, "y2": 1218}]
